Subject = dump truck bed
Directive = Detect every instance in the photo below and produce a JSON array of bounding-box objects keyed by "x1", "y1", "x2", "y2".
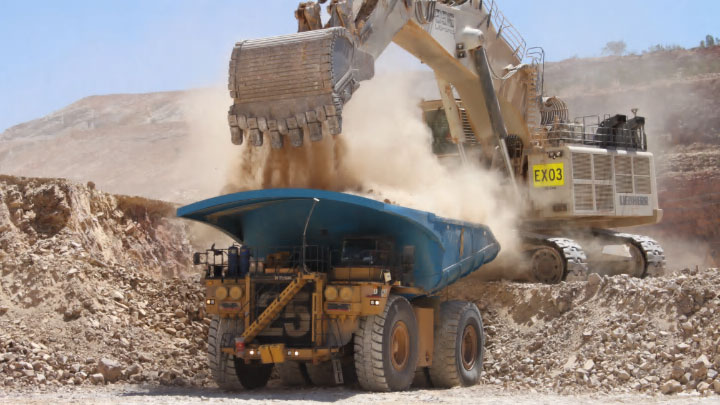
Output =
[{"x1": 178, "y1": 189, "x2": 499, "y2": 295}]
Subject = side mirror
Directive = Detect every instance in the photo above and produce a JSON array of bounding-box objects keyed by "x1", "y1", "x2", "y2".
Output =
[{"x1": 193, "y1": 252, "x2": 205, "y2": 265}]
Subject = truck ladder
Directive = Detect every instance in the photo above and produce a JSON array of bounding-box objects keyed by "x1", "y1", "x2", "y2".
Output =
[{"x1": 240, "y1": 275, "x2": 310, "y2": 344}]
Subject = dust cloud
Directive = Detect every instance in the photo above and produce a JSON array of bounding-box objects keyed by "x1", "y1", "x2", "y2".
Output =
[
  {"x1": 178, "y1": 88, "x2": 236, "y2": 201},
  {"x1": 221, "y1": 72, "x2": 521, "y2": 262}
]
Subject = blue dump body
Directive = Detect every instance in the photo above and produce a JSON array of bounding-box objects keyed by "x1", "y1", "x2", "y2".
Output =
[{"x1": 177, "y1": 189, "x2": 500, "y2": 296}]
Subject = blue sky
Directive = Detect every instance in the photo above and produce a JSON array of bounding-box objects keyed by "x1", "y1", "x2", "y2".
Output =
[{"x1": 0, "y1": 0, "x2": 718, "y2": 132}]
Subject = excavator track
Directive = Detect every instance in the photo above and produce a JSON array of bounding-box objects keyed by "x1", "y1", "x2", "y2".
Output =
[
  {"x1": 227, "y1": 27, "x2": 374, "y2": 148},
  {"x1": 522, "y1": 234, "x2": 588, "y2": 283},
  {"x1": 607, "y1": 233, "x2": 666, "y2": 277},
  {"x1": 548, "y1": 238, "x2": 590, "y2": 281}
]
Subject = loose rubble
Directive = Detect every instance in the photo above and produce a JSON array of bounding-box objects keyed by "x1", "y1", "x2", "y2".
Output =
[
  {"x1": 450, "y1": 266, "x2": 720, "y2": 396},
  {"x1": 2, "y1": 175, "x2": 719, "y2": 398},
  {"x1": 0, "y1": 176, "x2": 209, "y2": 390}
]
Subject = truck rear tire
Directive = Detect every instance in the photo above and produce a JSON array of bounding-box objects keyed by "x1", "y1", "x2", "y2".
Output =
[
  {"x1": 428, "y1": 301, "x2": 485, "y2": 388},
  {"x1": 276, "y1": 361, "x2": 310, "y2": 386},
  {"x1": 208, "y1": 316, "x2": 245, "y2": 391},
  {"x1": 354, "y1": 295, "x2": 419, "y2": 391}
]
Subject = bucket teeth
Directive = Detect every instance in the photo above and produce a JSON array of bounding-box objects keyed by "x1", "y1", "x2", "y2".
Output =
[
  {"x1": 230, "y1": 126, "x2": 243, "y2": 145},
  {"x1": 249, "y1": 129, "x2": 263, "y2": 147},
  {"x1": 227, "y1": 27, "x2": 375, "y2": 148}
]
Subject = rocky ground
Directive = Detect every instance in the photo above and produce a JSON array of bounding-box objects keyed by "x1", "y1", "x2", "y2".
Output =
[
  {"x1": 2, "y1": 384, "x2": 720, "y2": 405},
  {"x1": 1, "y1": 177, "x2": 719, "y2": 401},
  {"x1": 0, "y1": 176, "x2": 210, "y2": 389},
  {"x1": 450, "y1": 267, "x2": 720, "y2": 396}
]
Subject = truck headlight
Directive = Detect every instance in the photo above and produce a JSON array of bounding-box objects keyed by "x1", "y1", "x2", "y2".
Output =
[
  {"x1": 339, "y1": 286, "x2": 353, "y2": 301},
  {"x1": 215, "y1": 286, "x2": 228, "y2": 300},
  {"x1": 324, "y1": 286, "x2": 338, "y2": 301},
  {"x1": 229, "y1": 286, "x2": 243, "y2": 300}
]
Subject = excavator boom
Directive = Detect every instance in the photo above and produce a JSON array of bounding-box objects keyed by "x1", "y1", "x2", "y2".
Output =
[{"x1": 226, "y1": 0, "x2": 530, "y2": 153}]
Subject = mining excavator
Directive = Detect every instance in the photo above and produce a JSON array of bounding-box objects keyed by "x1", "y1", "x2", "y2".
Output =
[{"x1": 227, "y1": 1, "x2": 665, "y2": 283}]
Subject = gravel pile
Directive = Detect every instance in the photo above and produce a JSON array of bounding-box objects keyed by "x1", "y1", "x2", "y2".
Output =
[
  {"x1": 2, "y1": 175, "x2": 719, "y2": 397},
  {"x1": 0, "y1": 176, "x2": 210, "y2": 390},
  {"x1": 450, "y1": 267, "x2": 720, "y2": 396}
]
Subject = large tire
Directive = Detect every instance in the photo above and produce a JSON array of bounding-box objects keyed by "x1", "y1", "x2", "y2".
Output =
[
  {"x1": 207, "y1": 316, "x2": 273, "y2": 390},
  {"x1": 428, "y1": 301, "x2": 485, "y2": 388},
  {"x1": 354, "y1": 295, "x2": 419, "y2": 392},
  {"x1": 208, "y1": 316, "x2": 245, "y2": 391},
  {"x1": 234, "y1": 359, "x2": 273, "y2": 389},
  {"x1": 276, "y1": 361, "x2": 310, "y2": 387}
]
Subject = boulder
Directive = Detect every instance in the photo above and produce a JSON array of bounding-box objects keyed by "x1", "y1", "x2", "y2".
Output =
[{"x1": 98, "y1": 358, "x2": 122, "y2": 382}]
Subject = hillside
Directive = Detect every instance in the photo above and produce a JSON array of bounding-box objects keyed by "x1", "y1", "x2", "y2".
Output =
[
  {"x1": 0, "y1": 89, "x2": 233, "y2": 203},
  {"x1": 544, "y1": 46, "x2": 720, "y2": 146}
]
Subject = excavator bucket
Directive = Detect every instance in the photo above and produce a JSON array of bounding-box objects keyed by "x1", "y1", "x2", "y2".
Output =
[{"x1": 227, "y1": 27, "x2": 374, "y2": 148}]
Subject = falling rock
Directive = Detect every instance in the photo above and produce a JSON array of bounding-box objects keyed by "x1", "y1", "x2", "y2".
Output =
[{"x1": 98, "y1": 358, "x2": 122, "y2": 382}]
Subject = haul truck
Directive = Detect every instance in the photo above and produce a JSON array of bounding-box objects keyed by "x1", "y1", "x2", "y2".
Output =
[{"x1": 178, "y1": 188, "x2": 500, "y2": 391}]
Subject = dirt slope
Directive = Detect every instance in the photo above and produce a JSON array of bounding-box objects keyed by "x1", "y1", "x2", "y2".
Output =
[
  {"x1": 450, "y1": 268, "x2": 720, "y2": 395},
  {"x1": 0, "y1": 176, "x2": 210, "y2": 389},
  {"x1": 0, "y1": 89, "x2": 231, "y2": 203}
]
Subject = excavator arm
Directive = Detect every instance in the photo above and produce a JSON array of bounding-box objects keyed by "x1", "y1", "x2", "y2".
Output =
[{"x1": 227, "y1": 0, "x2": 537, "y2": 172}]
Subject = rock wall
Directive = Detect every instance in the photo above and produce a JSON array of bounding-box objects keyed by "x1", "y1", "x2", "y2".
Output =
[{"x1": 0, "y1": 176, "x2": 212, "y2": 388}]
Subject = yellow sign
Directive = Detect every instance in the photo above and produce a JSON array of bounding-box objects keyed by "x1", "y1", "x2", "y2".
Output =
[{"x1": 532, "y1": 163, "x2": 565, "y2": 187}]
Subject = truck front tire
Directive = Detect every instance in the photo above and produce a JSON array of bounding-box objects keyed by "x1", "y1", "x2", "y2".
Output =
[
  {"x1": 428, "y1": 301, "x2": 485, "y2": 388},
  {"x1": 354, "y1": 295, "x2": 419, "y2": 391},
  {"x1": 208, "y1": 316, "x2": 245, "y2": 391},
  {"x1": 208, "y1": 316, "x2": 273, "y2": 390}
]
